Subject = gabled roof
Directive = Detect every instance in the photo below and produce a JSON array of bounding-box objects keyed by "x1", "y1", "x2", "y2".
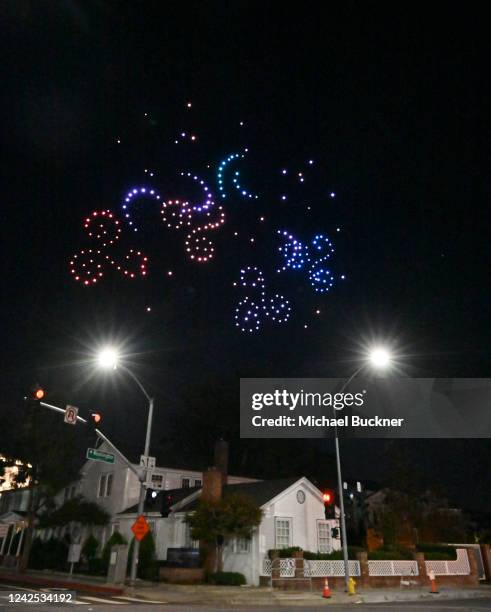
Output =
[
  {"x1": 118, "y1": 477, "x2": 306, "y2": 516},
  {"x1": 175, "y1": 477, "x2": 302, "y2": 513}
]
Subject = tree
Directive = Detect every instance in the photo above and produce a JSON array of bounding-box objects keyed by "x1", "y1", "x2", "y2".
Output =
[
  {"x1": 37, "y1": 495, "x2": 110, "y2": 529},
  {"x1": 186, "y1": 493, "x2": 262, "y2": 572}
]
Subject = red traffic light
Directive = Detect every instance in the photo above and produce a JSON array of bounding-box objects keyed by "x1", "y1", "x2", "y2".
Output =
[
  {"x1": 34, "y1": 388, "x2": 45, "y2": 400},
  {"x1": 90, "y1": 413, "x2": 102, "y2": 424},
  {"x1": 323, "y1": 492, "x2": 333, "y2": 503}
]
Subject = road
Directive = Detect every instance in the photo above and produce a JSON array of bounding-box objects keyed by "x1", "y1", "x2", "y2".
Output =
[{"x1": 1, "y1": 584, "x2": 490, "y2": 611}]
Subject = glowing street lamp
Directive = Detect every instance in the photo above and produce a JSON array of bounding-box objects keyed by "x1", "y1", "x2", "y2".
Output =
[
  {"x1": 335, "y1": 343, "x2": 394, "y2": 591},
  {"x1": 368, "y1": 346, "x2": 392, "y2": 369},
  {"x1": 97, "y1": 348, "x2": 119, "y2": 370},
  {"x1": 95, "y1": 347, "x2": 154, "y2": 585}
]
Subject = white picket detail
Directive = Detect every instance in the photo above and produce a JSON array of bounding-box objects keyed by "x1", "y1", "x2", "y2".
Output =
[
  {"x1": 368, "y1": 560, "x2": 419, "y2": 576},
  {"x1": 262, "y1": 558, "x2": 295, "y2": 577},
  {"x1": 304, "y1": 559, "x2": 361, "y2": 577},
  {"x1": 425, "y1": 549, "x2": 470, "y2": 576},
  {"x1": 262, "y1": 558, "x2": 361, "y2": 577}
]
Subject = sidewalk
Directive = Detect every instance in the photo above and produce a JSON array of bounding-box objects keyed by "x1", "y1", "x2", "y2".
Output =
[
  {"x1": 127, "y1": 581, "x2": 491, "y2": 606},
  {"x1": 1, "y1": 568, "x2": 490, "y2": 606},
  {"x1": 0, "y1": 568, "x2": 124, "y2": 597}
]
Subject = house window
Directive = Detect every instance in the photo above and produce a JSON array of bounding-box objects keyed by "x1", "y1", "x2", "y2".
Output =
[
  {"x1": 106, "y1": 474, "x2": 113, "y2": 497},
  {"x1": 184, "y1": 524, "x2": 199, "y2": 549},
  {"x1": 275, "y1": 518, "x2": 292, "y2": 549},
  {"x1": 182, "y1": 478, "x2": 190, "y2": 488},
  {"x1": 235, "y1": 538, "x2": 250, "y2": 553},
  {"x1": 317, "y1": 521, "x2": 331, "y2": 553},
  {"x1": 98, "y1": 475, "x2": 107, "y2": 497},
  {"x1": 98, "y1": 474, "x2": 113, "y2": 497},
  {"x1": 194, "y1": 479, "x2": 202, "y2": 487}
]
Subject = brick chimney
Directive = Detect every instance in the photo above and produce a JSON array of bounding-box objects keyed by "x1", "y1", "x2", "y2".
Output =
[
  {"x1": 201, "y1": 467, "x2": 222, "y2": 503},
  {"x1": 214, "y1": 439, "x2": 228, "y2": 485}
]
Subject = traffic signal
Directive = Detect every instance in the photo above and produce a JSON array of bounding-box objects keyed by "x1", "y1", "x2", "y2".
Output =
[
  {"x1": 34, "y1": 387, "x2": 45, "y2": 400},
  {"x1": 331, "y1": 527, "x2": 340, "y2": 539},
  {"x1": 161, "y1": 492, "x2": 174, "y2": 517},
  {"x1": 25, "y1": 384, "x2": 46, "y2": 406},
  {"x1": 88, "y1": 412, "x2": 102, "y2": 429},
  {"x1": 323, "y1": 490, "x2": 335, "y2": 519}
]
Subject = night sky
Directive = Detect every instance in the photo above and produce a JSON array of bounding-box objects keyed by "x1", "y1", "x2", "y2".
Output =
[{"x1": 1, "y1": 3, "x2": 490, "y2": 510}]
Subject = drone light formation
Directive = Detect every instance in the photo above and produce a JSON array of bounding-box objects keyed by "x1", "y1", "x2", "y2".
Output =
[
  {"x1": 217, "y1": 151, "x2": 258, "y2": 200},
  {"x1": 234, "y1": 266, "x2": 291, "y2": 332},
  {"x1": 276, "y1": 230, "x2": 346, "y2": 294},
  {"x1": 69, "y1": 210, "x2": 148, "y2": 286},
  {"x1": 71, "y1": 104, "x2": 347, "y2": 330}
]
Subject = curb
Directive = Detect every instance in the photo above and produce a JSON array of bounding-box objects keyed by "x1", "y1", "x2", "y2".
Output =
[{"x1": 0, "y1": 572, "x2": 124, "y2": 597}]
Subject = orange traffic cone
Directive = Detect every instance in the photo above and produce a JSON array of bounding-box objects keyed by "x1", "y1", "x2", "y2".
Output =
[
  {"x1": 322, "y1": 578, "x2": 331, "y2": 598},
  {"x1": 428, "y1": 570, "x2": 439, "y2": 594}
]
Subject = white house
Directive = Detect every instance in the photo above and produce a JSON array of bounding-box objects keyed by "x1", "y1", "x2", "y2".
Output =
[
  {"x1": 0, "y1": 441, "x2": 340, "y2": 584},
  {"x1": 116, "y1": 473, "x2": 340, "y2": 585}
]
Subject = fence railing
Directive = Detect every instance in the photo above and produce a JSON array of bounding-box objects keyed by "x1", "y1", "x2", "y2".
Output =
[
  {"x1": 368, "y1": 560, "x2": 419, "y2": 576},
  {"x1": 262, "y1": 549, "x2": 471, "y2": 578},
  {"x1": 425, "y1": 549, "x2": 470, "y2": 576},
  {"x1": 262, "y1": 558, "x2": 361, "y2": 577}
]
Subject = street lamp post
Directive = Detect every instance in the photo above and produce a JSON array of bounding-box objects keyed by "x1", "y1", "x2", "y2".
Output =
[
  {"x1": 334, "y1": 347, "x2": 393, "y2": 591},
  {"x1": 96, "y1": 349, "x2": 154, "y2": 585}
]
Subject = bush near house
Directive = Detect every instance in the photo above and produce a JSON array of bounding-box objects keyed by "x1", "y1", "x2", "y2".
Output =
[
  {"x1": 81, "y1": 534, "x2": 102, "y2": 575},
  {"x1": 128, "y1": 531, "x2": 158, "y2": 580},
  {"x1": 27, "y1": 537, "x2": 70, "y2": 571},
  {"x1": 209, "y1": 571, "x2": 246, "y2": 586},
  {"x1": 367, "y1": 547, "x2": 413, "y2": 560},
  {"x1": 416, "y1": 543, "x2": 457, "y2": 560},
  {"x1": 303, "y1": 546, "x2": 365, "y2": 560},
  {"x1": 267, "y1": 546, "x2": 303, "y2": 559}
]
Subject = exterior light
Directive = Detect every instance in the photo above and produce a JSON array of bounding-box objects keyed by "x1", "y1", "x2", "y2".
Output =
[{"x1": 97, "y1": 348, "x2": 119, "y2": 370}]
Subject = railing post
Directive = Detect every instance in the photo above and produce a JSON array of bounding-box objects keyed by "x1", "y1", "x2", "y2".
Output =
[
  {"x1": 412, "y1": 552, "x2": 426, "y2": 586},
  {"x1": 356, "y1": 551, "x2": 369, "y2": 587}
]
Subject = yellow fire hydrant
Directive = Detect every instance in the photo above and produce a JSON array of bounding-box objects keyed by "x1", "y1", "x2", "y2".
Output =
[{"x1": 348, "y1": 576, "x2": 357, "y2": 595}]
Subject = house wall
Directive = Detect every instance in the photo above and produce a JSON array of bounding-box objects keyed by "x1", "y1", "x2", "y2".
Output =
[{"x1": 258, "y1": 480, "x2": 340, "y2": 558}]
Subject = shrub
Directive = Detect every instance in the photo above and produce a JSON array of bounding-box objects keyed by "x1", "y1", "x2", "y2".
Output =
[
  {"x1": 368, "y1": 547, "x2": 413, "y2": 560},
  {"x1": 101, "y1": 531, "x2": 127, "y2": 572},
  {"x1": 29, "y1": 537, "x2": 46, "y2": 570},
  {"x1": 88, "y1": 557, "x2": 104, "y2": 574},
  {"x1": 43, "y1": 537, "x2": 69, "y2": 571},
  {"x1": 128, "y1": 532, "x2": 158, "y2": 581},
  {"x1": 417, "y1": 543, "x2": 456, "y2": 560},
  {"x1": 209, "y1": 571, "x2": 246, "y2": 586},
  {"x1": 82, "y1": 534, "x2": 99, "y2": 561},
  {"x1": 303, "y1": 546, "x2": 364, "y2": 560},
  {"x1": 268, "y1": 546, "x2": 302, "y2": 559}
]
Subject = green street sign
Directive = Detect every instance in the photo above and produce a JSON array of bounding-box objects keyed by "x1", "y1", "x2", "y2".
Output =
[{"x1": 86, "y1": 448, "x2": 115, "y2": 464}]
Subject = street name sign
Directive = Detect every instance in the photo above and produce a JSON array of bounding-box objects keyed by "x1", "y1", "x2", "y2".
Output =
[
  {"x1": 64, "y1": 405, "x2": 79, "y2": 425},
  {"x1": 131, "y1": 515, "x2": 150, "y2": 542},
  {"x1": 86, "y1": 448, "x2": 115, "y2": 464}
]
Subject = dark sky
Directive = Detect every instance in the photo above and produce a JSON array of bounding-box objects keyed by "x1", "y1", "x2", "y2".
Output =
[{"x1": 1, "y1": 2, "x2": 489, "y2": 508}]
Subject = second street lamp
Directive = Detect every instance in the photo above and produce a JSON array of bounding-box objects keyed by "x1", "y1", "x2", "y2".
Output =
[
  {"x1": 335, "y1": 345, "x2": 394, "y2": 591},
  {"x1": 96, "y1": 348, "x2": 154, "y2": 585}
]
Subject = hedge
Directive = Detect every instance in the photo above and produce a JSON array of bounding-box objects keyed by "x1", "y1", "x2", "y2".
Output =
[{"x1": 209, "y1": 571, "x2": 246, "y2": 586}]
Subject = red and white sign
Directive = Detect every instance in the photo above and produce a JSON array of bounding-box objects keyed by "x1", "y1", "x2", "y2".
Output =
[
  {"x1": 64, "y1": 405, "x2": 79, "y2": 425},
  {"x1": 131, "y1": 515, "x2": 150, "y2": 542}
]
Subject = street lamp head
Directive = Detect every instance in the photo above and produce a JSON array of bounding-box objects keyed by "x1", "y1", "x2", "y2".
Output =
[
  {"x1": 97, "y1": 348, "x2": 119, "y2": 370},
  {"x1": 368, "y1": 346, "x2": 392, "y2": 369}
]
